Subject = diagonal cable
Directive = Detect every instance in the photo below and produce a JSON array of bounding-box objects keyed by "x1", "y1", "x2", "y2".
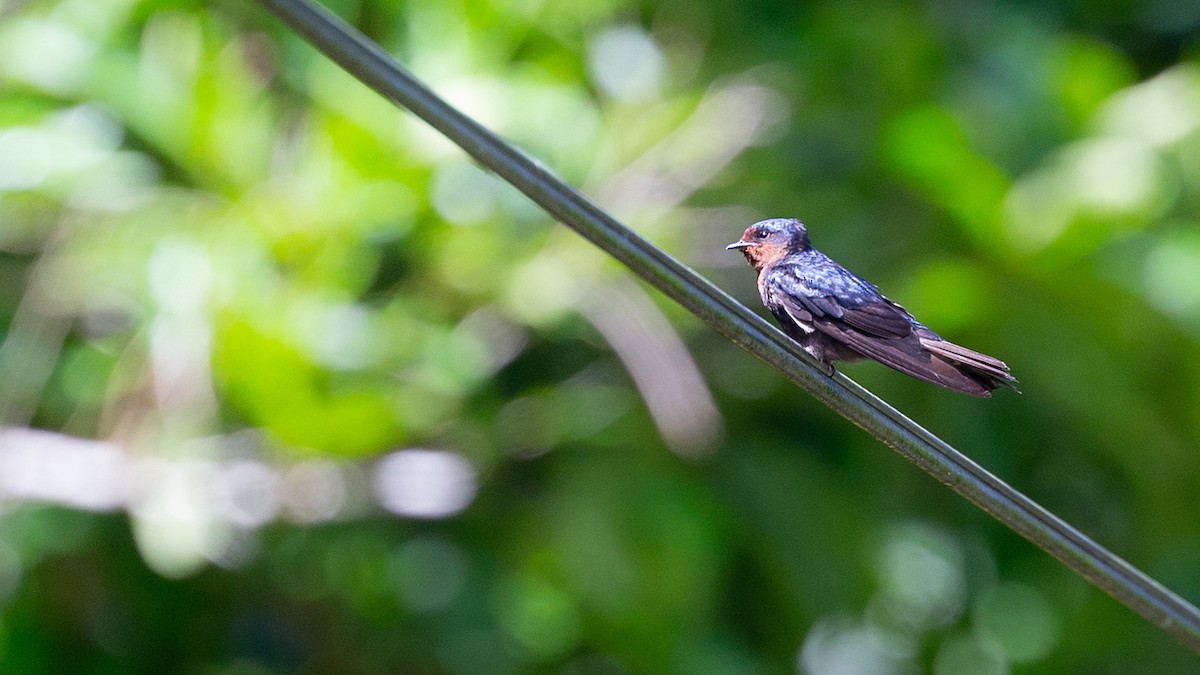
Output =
[{"x1": 255, "y1": 0, "x2": 1200, "y2": 652}]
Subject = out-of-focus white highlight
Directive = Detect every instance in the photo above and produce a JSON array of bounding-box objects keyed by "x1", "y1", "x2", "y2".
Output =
[
  {"x1": 281, "y1": 460, "x2": 348, "y2": 523},
  {"x1": 1062, "y1": 138, "x2": 1159, "y2": 213},
  {"x1": 131, "y1": 457, "x2": 225, "y2": 579},
  {"x1": 211, "y1": 459, "x2": 281, "y2": 528},
  {"x1": 0, "y1": 427, "x2": 129, "y2": 510},
  {"x1": 0, "y1": 428, "x2": 479, "y2": 524},
  {"x1": 0, "y1": 106, "x2": 121, "y2": 192},
  {"x1": 148, "y1": 238, "x2": 212, "y2": 314},
  {"x1": 799, "y1": 619, "x2": 910, "y2": 675},
  {"x1": 0, "y1": 429, "x2": 483, "y2": 580},
  {"x1": 374, "y1": 449, "x2": 477, "y2": 519},
  {"x1": 587, "y1": 26, "x2": 665, "y2": 102},
  {"x1": 0, "y1": 19, "x2": 94, "y2": 93},
  {"x1": 1098, "y1": 65, "x2": 1200, "y2": 147},
  {"x1": 295, "y1": 301, "x2": 376, "y2": 371}
]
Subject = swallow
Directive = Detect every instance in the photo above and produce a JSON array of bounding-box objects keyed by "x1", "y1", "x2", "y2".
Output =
[{"x1": 727, "y1": 218, "x2": 1018, "y2": 397}]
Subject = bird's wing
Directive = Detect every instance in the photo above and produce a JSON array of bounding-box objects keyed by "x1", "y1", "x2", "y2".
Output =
[
  {"x1": 763, "y1": 257, "x2": 1012, "y2": 397},
  {"x1": 767, "y1": 262, "x2": 913, "y2": 339},
  {"x1": 808, "y1": 310, "x2": 995, "y2": 395}
]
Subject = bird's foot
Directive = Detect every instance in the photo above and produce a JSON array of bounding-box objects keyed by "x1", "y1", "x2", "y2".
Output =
[{"x1": 801, "y1": 346, "x2": 837, "y2": 378}]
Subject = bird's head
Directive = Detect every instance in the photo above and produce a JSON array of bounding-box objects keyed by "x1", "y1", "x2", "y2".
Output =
[{"x1": 726, "y1": 218, "x2": 810, "y2": 270}]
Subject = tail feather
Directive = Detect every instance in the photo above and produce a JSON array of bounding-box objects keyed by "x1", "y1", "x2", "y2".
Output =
[
  {"x1": 801, "y1": 316, "x2": 1019, "y2": 397},
  {"x1": 921, "y1": 338, "x2": 1020, "y2": 394},
  {"x1": 814, "y1": 323, "x2": 1009, "y2": 396}
]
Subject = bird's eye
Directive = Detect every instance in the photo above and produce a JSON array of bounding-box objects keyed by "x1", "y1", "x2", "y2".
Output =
[{"x1": 756, "y1": 230, "x2": 769, "y2": 239}]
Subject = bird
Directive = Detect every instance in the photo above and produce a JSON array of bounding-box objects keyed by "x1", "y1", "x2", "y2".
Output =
[{"x1": 727, "y1": 218, "x2": 1018, "y2": 397}]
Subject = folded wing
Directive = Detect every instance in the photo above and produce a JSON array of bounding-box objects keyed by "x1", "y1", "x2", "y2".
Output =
[{"x1": 768, "y1": 263, "x2": 1017, "y2": 397}]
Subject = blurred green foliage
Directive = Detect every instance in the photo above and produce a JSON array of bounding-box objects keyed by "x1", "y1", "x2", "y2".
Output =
[{"x1": 0, "y1": 0, "x2": 1199, "y2": 672}]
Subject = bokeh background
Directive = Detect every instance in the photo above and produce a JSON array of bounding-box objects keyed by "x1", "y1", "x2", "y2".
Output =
[{"x1": 0, "y1": 0, "x2": 1199, "y2": 672}]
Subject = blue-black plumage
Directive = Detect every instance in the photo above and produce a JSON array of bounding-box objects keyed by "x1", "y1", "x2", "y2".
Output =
[{"x1": 728, "y1": 218, "x2": 1018, "y2": 397}]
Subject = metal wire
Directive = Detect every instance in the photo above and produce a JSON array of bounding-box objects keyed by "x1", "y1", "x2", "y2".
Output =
[{"x1": 256, "y1": 0, "x2": 1200, "y2": 652}]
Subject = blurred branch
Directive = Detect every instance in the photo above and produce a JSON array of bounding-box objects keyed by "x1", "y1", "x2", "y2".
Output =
[
  {"x1": 583, "y1": 279, "x2": 723, "y2": 457},
  {"x1": 0, "y1": 259, "x2": 72, "y2": 427},
  {"x1": 255, "y1": 0, "x2": 1200, "y2": 652}
]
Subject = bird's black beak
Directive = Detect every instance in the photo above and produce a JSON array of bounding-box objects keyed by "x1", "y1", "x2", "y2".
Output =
[{"x1": 726, "y1": 240, "x2": 753, "y2": 250}]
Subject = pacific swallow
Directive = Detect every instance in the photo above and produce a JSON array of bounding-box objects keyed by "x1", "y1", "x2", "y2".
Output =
[{"x1": 727, "y1": 218, "x2": 1018, "y2": 397}]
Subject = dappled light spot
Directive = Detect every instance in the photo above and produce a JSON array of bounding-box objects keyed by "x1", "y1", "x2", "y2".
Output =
[
  {"x1": 281, "y1": 459, "x2": 348, "y2": 523},
  {"x1": 292, "y1": 300, "x2": 376, "y2": 371},
  {"x1": 0, "y1": 19, "x2": 93, "y2": 93},
  {"x1": 148, "y1": 237, "x2": 213, "y2": 314},
  {"x1": 147, "y1": 238, "x2": 217, "y2": 417},
  {"x1": 0, "y1": 429, "x2": 483, "y2": 530},
  {"x1": 0, "y1": 128, "x2": 55, "y2": 191},
  {"x1": 587, "y1": 26, "x2": 665, "y2": 102},
  {"x1": 456, "y1": 307, "x2": 530, "y2": 375},
  {"x1": 972, "y1": 582, "x2": 1060, "y2": 663},
  {"x1": 799, "y1": 521, "x2": 1062, "y2": 673},
  {"x1": 1098, "y1": 65, "x2": 1200, "y2": 147},
  {"x1": 1063, "y1": 138, "x2": 1162, "y2": 215},
  {"x1": 432, "y1": 161, "x2": 501, "y2": 226},
  {"x1": 374, "y1": 449, "x2": 477, "y2": 519},
  {"x1": 131, "y1": 457, "x2": 226, "y2": 579},
  {"x1": 799, "y1": 619, "x2": 911, "y2": 675},
  {"x1": 1143, "y1": 234, "x2": 1200, "y2": 326},
  {"x1": 0, "y1": 106, "x2": 122, "y2": 194},
  {"x1": 0, "y1": 427, "x2": 129, "y2": 511},
  {"x1": 595, "y1": 80, "x2": 790, "y2": 224},
  {"x1": 212, "y1": 459, "x2": 282, "y2": 529},
  {"x1": 872, "y1": 523, "x2": 967, "y2": 631},
  {"x1": 1000, "y1": 65, "x2": 1198, "y2": 257}
]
